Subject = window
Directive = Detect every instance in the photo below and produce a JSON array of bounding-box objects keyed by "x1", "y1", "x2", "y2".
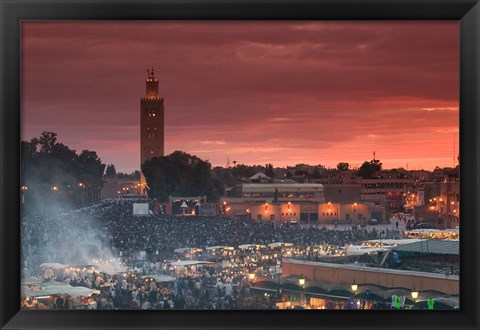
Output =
[
  {"x1": 300, "y1": 213, "x2": 308, "y2": 223},
  {"x1": 358, "y1": 213, "x2": 363, "y2": 220}
]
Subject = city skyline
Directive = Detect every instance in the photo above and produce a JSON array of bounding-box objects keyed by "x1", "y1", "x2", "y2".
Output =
[{"x1": 22, "y1": 21, "x2": 459, "y2": 172}]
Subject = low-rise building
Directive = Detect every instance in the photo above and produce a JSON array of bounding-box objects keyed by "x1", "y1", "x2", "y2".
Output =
[
  {"x1": 101, "y1": 178, "x2": 141, "y2": 198},
  {"x1": 222, "y1": 182, "x2": 385, "y2": 224},
  {"x1": 359, "y1": 178, "x2": 414, "y2": 203}
]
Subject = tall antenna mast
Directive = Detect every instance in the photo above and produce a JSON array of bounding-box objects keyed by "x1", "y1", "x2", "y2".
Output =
[{"x1": 453, "y1": 132, "x2": 456, "y2": 167}]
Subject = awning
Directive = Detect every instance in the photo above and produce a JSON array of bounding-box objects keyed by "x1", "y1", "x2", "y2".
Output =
[
  {"x1": 142, "y1": 274, "x2": 176, "y2": 282},
  {"x1": 206, "y1": 246, "x2": 234, "y2": 251},
  {"x1": 171, "y1": 261, "x2": 214, "y2": 267},
  {"x1": 39, "y1": 263, "x2": 68, "y2": 269},
  {"x1": 268, "y1": 242, "x2": 293, "y2": 248}
]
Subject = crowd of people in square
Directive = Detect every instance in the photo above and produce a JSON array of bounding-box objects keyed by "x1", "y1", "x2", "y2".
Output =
[{"x1": 21, "y1": 200, "x2": 385, "y2": 310}]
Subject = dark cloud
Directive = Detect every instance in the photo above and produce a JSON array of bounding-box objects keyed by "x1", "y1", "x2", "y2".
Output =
[{"x1": 22, "y1": 21, "x2": 458, "y2": 172}]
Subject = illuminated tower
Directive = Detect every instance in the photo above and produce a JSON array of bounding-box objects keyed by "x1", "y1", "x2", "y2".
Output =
[{"x1": 140, "y1": 68, "x2": 164, "y2": 193}]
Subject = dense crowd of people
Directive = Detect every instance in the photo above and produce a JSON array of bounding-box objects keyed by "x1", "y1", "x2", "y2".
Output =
[
  {"x1": 33, "y1": 266, "x2": 269, "y2": 310},
  {"x1": 21, "y1": 200, "x2": 385, "y2": 268},
  {"x1": 20, "y1": 200, "x2": 390, "y2": 310}
]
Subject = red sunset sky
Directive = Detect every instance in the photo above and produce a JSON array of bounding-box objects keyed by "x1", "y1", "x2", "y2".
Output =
[{"x1": 22, "y1": 21, "x2": 459, "y2": 173}]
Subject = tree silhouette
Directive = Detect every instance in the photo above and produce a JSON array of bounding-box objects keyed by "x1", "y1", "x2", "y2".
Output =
[
  {"x1": 142, "y1": 151, "x2": 221, "y2": 202},
  {"x1": 357, "y1": 159, "x2": 382, "y2": 179},
  {"x1": 21, "y1": 132, "x2": 106, "y2": 213},
  {"x1": 105, "y1": 164, "x2": 117, "y2": 178},
  {"x1": 337, "y1": 162, "x2": 350, "y2": 171}
]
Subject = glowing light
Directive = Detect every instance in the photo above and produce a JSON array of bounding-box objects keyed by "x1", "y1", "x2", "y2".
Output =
[
  {"x1": 298, "y1": 276, "x2": 305, "y2": 286},
  {"x1": 351, "y1": 280, "x2": 358, "y2": 293},
  {"x1": 411, "y1": 290, "x2": 419, "y2": 300}
]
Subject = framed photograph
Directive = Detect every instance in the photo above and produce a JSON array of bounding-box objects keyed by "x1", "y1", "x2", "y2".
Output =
[{"x1": 1, "y1": 0, "x2": 479, "y2": 329}]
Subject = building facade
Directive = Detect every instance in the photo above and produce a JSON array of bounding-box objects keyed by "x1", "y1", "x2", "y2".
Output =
[
  {"x1": 359, "y1": 178, "x2": 414, "y2": 204},
  {"x1": 221, "y1": 182, "x2": 385, "y2": 224},
  {"x1": 101, "y1": 178, "x2": 141, "y2": 199}
]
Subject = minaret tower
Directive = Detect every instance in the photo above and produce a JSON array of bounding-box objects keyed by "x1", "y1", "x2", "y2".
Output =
[{"x1": 140, "y1": 67, "x2": 164, "y2": 193}]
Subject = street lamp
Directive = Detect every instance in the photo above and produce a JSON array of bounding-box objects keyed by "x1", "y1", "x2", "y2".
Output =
[
  {"x1": 21, "y1": 185, "x2": 28, "y2": 204},
  {"x1": 351, "y1": 280, "x2": 358, "y2": 293},
  {"x1": 351, "y1": 280, "x2": 358, "y2": 309},
  {"x1": 411, "y1": 287, "x2": 419, "y2": 308},
  {"x1": 411, "y1": 288, "x2": 419, "y2": 300},
  {"x1": 298, "y1": 275, "x2": 306, "y2": 307},
  {"x1": 298, "y1": 275, "x2": 305, "y2": 287}
]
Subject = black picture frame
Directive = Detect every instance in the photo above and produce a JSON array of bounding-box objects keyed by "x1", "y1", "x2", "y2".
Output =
[{"x1": 1, "y1": 0, "x2": 479, "y2": 329}]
